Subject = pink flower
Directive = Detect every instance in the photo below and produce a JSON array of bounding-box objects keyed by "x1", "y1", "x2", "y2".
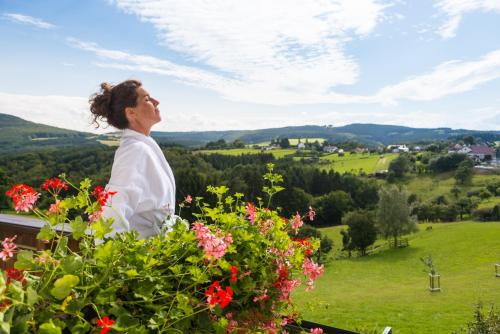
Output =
[
  {"x1": 252, "y1": 289, "x2": 269, "y2": 303},
  {"x1": 302, "y1": 257, "x2": 324, "y2": 292},
  {"x1": 291, "y1": 212, "x2": 303, "y2": 235},
  {"x1": 0, "y1": 236, "x2": 17, "y2": 261},
  {"x1": 245, "y1": 202, "x2": 257, "y2": 224},
  {"x1": 308, "y1": 206, "x2": 316, "y2": 221},
  {"x1": 310, "y1": 328, "x2": 324, "y2": 334},
  {"x1": 185, "y1": 194, "x2": 193, "y2": 203},
  {"x1": 259, "y1": 219, "x2": 274, "y2": 235},
  {"x1": 192, "y1": 222, "x2": 232, "y2": 260},
  {"x1": 89, "y1": 210, "x2": 102, "y2": 223},
  {"x1": 6, "y1": 184, "x2": 40, "y2": 212},
  {"x1": 48, "y1": 200, "x2": 61, "y2": 214}
]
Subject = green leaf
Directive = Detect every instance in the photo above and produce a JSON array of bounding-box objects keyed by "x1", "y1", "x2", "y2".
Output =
[
  {"x1": 14, "y1": 250, "x2": 36, "y2": 270},
  {"x1": 50, "y1": 275, "x2": 79, "y2": 300},
  {"x1": 126, "y1": 269, "x2": 139, "y2": 278},
  {"x1": 38, "y1": 320, "x2": 62, "y2": 334},
  {"x1": 92, "y1": 218, "x2": 113, "y2": 239},
  {"x1": 7, "y1": 281, "x2": 24, "y2": 303},
  {"x1": 94, "y1": 240, "x2": 115, "y2": 267},
  {"x1": 60, "y1": 255, "x2": 83, "y2": 274},
  {"x1": 0, "y1": 271, "x2": 5, "y2": 295},
  {"x1": 79, "y1": 178, "x2": 92, "y2": 191},
  {"x1": 188, "y1": 266, "x2": 208, "y2": 283},
  {"x1": 95, "y1": 286, "x2": 118, "y2": 304},
  {"x1": 37, "y1": 224, "x2": 56, "y2": 241},
  {"x1": 70, "y1": 216, "x2": 88, "y2": 240},
  {"x1": 27, "y1": 286, "x2": 40, "y2": 306},
  {"x1": 69, "y1": 321, "x2": 90, "y2": 334}
]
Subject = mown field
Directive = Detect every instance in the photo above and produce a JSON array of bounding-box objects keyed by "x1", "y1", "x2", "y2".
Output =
[
  {"x1": 294, "y1": 222, "x2": 500, "y2": 334},
  {"x1": 319, "y1": 152, "x2": 398, "y2": 174},
  {"x1": 404, "y1": 172, "x2": 500, "y2": 203},
  {"x1": 196, "y1": 148, "x2": 297, "y2": 158},
  {"x1": 197, "y1": 149, "x2": 398, "y2": 175}
]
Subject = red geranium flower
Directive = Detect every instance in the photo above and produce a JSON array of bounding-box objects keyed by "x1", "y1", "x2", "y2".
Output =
[
  {"x1": 41, "y1": 177, "x2": 68, "y2": 193},
  {"x1": 5, "y1": 184, "x2": 40, "y2": 212},
  {"x1": 6, "y1": 268, "x2": 25, "y2": 284},
  {"x1": 205, "y1": 280, "x2": 233, "y2": 309},
  {"x1": 92, "y1": 186, "x2": 117, "y2": 206},
  {"x1": 96, "y1": 316, "x2": 115, "y2": 334},
  {"x1": 230, "y1": 265, "x2": 238, "y2": 283}
]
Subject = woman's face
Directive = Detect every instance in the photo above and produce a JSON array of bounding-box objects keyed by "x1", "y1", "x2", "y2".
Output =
[{"x1": 126, "y1": 86, "x2": 161, "y2": 134}]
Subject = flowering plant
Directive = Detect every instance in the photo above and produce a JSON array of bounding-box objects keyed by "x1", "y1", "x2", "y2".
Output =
[{"x1": 1, "y1": 164, "x2": 324, "y2": 333}]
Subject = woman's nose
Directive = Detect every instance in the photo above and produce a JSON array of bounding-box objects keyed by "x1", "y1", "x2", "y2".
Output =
[{"x1": 152, "y1": 97, "x2": 159, "y2": 106}]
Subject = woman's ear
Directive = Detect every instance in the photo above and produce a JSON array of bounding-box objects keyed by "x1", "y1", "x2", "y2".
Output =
[{"x1": 125, "y1": 106, "x2": 136, "y2": 122}]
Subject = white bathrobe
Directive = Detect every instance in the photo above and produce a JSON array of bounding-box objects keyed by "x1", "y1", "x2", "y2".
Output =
[{"x1": 102, "y1": 128, "x2": 176, "y2": 239}]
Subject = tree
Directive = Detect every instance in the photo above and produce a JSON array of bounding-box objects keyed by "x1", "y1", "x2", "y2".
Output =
[
  {"x1": 343, "y1": 211, "x2": 377, "y2": 256},
  {"x1": 376, "y1": 185, "x2": 418, "y2": 247},
  {"x1": 340, "y1": 229, "x2": 354, "y2": 257},
  {"x1": 313, "y1": 190, "x2": 353, "y2": 226},
  {"x1": 463, "y1": 135, "x2": 475, "y2": 145},
  {"x1": 231, "y1": 139, "x2": 245, "y2": 148},
  {"x1": 279, "y1": 137, "x2": 290, "y2": 148},
  {"x1": 455, "y1": 158, "x2": 474, "y2": 185},
  {"x1": 388, "y1": 154, "x2": 411, "y2": 178},
  {"x1": 294, "y1": 224, "x2": 333, "y2": 263}
]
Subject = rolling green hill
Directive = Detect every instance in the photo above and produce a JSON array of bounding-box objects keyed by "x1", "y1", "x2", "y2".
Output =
[
  {"x1": 4, "y1": 112, "x2": 500, "y2": 151},
  {"x1": 0, "y1": 114, "x2": 99, "y2": 153},
  {"x1": 295, "y1": 222, "x2": 500, "y2": 333},
  {"x1": 152, "y1": 123, "x2": 500, "y2": 147}
]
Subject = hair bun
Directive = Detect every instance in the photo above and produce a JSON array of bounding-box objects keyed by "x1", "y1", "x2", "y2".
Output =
[{"x1": 101, "y1": 82, "x2": 114, "y2": 94}]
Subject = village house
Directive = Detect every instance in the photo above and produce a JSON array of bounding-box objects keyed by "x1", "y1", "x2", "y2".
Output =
[
  {"x1": 467, "y1": 145, "x2": 496, "y2": 163},
  {"x1": 297, "y1": 142, "x2": 306, "y2": 150},
  {"x1": 387, "y1": 144, "x2": 409, "y2": 153},
  {"x1": 448, "y1": 144, "x2": 471, "y2": 154},
  {"x1": 323, "y1": 145, "x2": 338, "y2": 153}
]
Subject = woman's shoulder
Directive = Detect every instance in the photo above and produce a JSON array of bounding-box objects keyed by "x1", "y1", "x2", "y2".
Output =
[{"x1": 115, "y1": 138, "x2": 155, "y2": 162}]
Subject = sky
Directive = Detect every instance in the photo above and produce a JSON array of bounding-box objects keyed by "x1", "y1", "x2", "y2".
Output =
[{"x1": 1, "y1": 0, "x2": 500, "y2": 133}]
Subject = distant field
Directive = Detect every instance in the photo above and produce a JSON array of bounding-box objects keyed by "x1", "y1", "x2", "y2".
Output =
[
  {"x1": 404, "y1": 172, "x2": 500, "y2": 203},
  {"x1": 253, "y1": 138, "x2": 326, "y2": 146},
  {"x1": 196, "y1": 148, "x2": 297, "y2": 158},
  {"x1": 98, "y1": 139, "x2": 120, "y2": 147},
  {"x1": 296, "y1": 222, "x2": 500, "y2": 333},
  {"x1": 319, "y1": 152, "x2": 398, "y2": 174}
]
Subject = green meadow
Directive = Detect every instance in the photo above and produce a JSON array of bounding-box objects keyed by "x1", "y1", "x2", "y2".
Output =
[
  {"x1": 319, "y1": 152, "x2": 398, "y2": 174},
  {"x1": 196, "y1": 148, "x2": 297, "y2": 158},
  {"x1": 295, "y1": 222, "x2": 500, "y2": 334},
  {"x1": 404, "y1": 173, "x2": 500, "y2": 203}
]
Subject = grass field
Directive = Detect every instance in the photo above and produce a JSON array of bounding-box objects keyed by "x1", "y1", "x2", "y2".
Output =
[
  {"x1": 196, "y1": 148, "x2": 297, "y2": 158},
  {"x1": 404, "y1": 173, "x2": 500, "y2": 203},
  {"x1": 253, "y1": 138, "x2": 326, "y2": 146},
  {"x1": 319, "y1": 153, "x2": 398, "y2": 174},
  {"x1": 294, "y1": 222, "x2": 500, "y2": 333}
]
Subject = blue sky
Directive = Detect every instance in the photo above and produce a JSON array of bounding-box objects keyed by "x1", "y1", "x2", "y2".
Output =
[{"x1": 1, "y1": 0, "x2": 500, "y2": 133}]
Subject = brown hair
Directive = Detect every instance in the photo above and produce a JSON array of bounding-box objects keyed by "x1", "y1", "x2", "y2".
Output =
[{"x1": 89, "y1": 79, "x2": 142, "y2": 129}]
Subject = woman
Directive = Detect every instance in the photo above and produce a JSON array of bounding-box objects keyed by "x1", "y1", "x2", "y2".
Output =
[{"x1": 89, "y1": 79, "x2": 176, "y2": 239}]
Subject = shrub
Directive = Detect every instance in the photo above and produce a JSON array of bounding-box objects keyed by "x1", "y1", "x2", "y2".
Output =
[
  {"x1": 0, "y1": 165, "x2": 324, "y2": 333},
  {"x1": 472, "y1": 205, "x2": 500, "y2": 221},
  {"x1": 454, "y1": 303, "x2": 500, "y2": 334}
]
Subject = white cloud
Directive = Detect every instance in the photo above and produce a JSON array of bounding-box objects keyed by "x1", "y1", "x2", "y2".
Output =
[
  {"x1": 3, "y1": 13, "x2": 56, "y2": 29},
  {"x1": 0, "y1": 92, "x2": 103, "y2": 133},
  {"x1": 435, "y1": 0, "x2": 500, "y2": 38},
  {"x1": 103, "y1": 0, "x2": 389, "y2": 104},
  {"x1": 374, "y1": 48, "x2": 500, "y2": 104},
  {"x1": 68, "y1": 37, "x2": 370, "y2": 105}
]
